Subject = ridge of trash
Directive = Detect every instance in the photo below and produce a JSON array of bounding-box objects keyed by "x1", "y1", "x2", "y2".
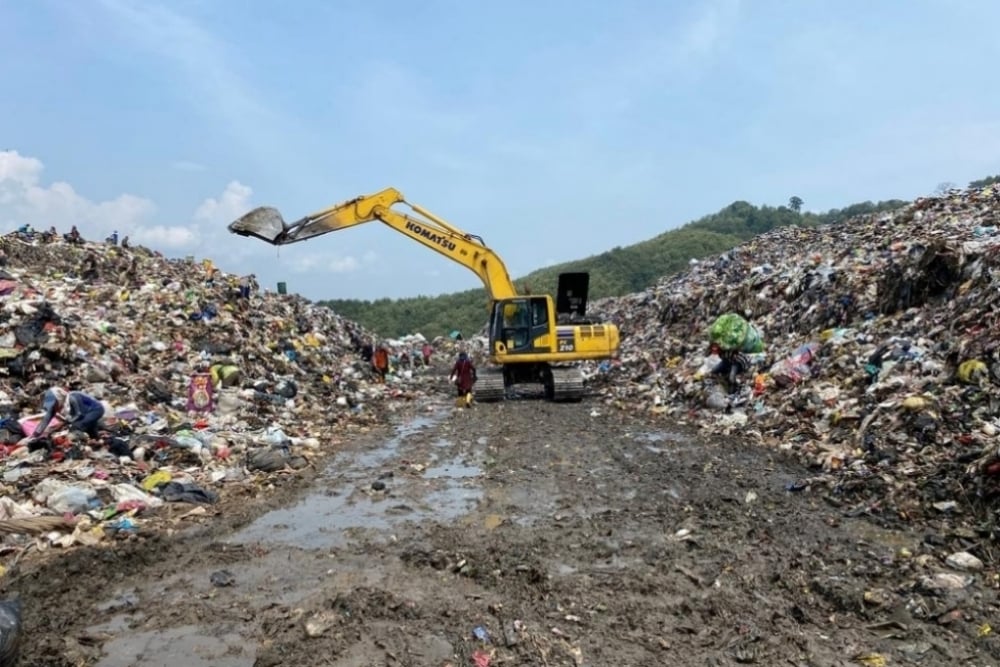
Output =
[
  {"x1": 0, "y1": 236, "x2": 437, "y2": 552},
  {"x1": 590, "y1": 184, "x2": 1000, "y2": 534}
]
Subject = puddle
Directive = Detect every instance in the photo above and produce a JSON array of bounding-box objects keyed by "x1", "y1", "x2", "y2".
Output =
[
  {"x1": 424, "y1": 456, "x2": 481, "y2": 479},
  {"x1": 637, "y1": 430, "x2": 686, "y2": 443},
  {"x1": 630, "y1": 430, "x2": 692, "y2": 455},
  {"x1": 95, "y1": 625, "x2": 255, "y2": 667},
  {"x1": 492, "y1": 483, "x2": 559, "y2": 527},
  {"x1": 86, "y1": 613, "x2": 143, "y2": 635},
  {"x1": 233, "y1": 410, "x2": 483, "y2": 549}
]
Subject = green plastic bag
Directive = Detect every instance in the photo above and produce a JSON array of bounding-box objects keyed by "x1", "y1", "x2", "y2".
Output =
[{"x1": 709, "y1": 313, "x2": 764, "y2": 353}]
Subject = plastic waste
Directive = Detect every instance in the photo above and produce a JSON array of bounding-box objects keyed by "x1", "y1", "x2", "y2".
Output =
[
  {"x1": 770, "y1": 342, "x2": 819, "y2": 387},
  {"x1": 109, "y1": 484, "x2": 163, "y2": 508},
  {"x1": 46, "y1": 486, "x2": 98, "y2": 514},
  {"x1": 141, "y1": 470, "x2": 172, "y2": 492}
]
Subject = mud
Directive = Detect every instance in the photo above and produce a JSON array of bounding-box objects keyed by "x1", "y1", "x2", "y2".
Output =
[{"x1": 8, "y1": 396, "x2": 1000, "y2": 666}]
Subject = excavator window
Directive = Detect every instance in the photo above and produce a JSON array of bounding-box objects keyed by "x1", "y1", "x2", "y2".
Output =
[
  {"x1": 531, "y1": 300, "x2": 548, "y2": 326},
  {"x1": 492, "y1": 297, "x2": 550, "y2": 354}
]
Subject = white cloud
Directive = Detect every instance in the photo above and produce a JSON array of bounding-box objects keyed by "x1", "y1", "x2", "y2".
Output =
[
  {"x1": 94, "y1": 0, "x2": 302, "y2": 177},
  {"x1": 574, "y1": 0, "x2": 742, "y2": 122},
  {"x1": 0, "y1": 150, "x2": 264, "y2": 253},
  {"x1": 171, "y1": 160, "x2": 207, "y2": 172},
  {"x1": 329, "y1": 256, "x2": 360, "y2": 273},
  {"x1": 286, "y1": 250, "x2": 378, "y2": 275},
  {"x1": 675, "y1": 0, "x2": 742, "y2": 62},
  {"x1": 0, "y1": 150, "x2": 43, "y2": 188},
  {"x1": 133, "y1": 224, "x2": 199, "y2": 249},
  {"x1": 193, "y1": 180, "x2": 253, "y2": 225},
  {"x1": 0, "y1": 149, "x2": 156, "y2": 237}
]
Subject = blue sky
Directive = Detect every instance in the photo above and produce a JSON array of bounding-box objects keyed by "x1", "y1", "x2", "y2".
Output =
[{"x1": 2, "y1": 0, "x2": 998, "y2": 300}]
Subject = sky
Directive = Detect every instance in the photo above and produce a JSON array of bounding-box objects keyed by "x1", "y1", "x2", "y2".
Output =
[{"x1": 1, "y1": 0, "x2": 999, "y2": 301}]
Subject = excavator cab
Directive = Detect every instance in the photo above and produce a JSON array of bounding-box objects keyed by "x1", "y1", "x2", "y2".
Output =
[{"x1": 490, "y1": 296, "x2": 553, "y2": 355}]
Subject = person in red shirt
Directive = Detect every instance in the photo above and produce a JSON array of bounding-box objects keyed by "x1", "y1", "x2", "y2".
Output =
[
  {"x1": 450, "y1": 352, "x2": 477, "y2": 406},
  {"x1": 372, "y1": 345, "x2": 390, "y2": 384}
]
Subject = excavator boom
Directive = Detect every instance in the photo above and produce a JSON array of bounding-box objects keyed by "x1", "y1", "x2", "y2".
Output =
[{"x1": 229, "y1": 188, "x2": 519, "y2": 300}]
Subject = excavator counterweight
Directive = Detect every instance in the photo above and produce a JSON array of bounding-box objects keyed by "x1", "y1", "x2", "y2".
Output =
[{"x1": 228, "y1": 188, "x2": 620, "y2": 403}]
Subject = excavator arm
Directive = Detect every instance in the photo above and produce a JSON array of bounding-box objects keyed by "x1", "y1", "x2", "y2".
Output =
[{"x1": 228, "y1": 187, "x2": 519, "y2": 300}]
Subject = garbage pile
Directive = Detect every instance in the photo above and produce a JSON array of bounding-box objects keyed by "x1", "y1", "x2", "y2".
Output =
[
  {"x1": 0, "y1": 236, "x2": 429, "y2": 550},
  {"x1": 593, "y1": 184, "x2": 1000, "y2": 524}
]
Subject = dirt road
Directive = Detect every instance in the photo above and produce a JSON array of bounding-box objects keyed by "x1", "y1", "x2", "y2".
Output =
[{"x1": 11, "y1": 395, "x2": 1000, "y2": 666}]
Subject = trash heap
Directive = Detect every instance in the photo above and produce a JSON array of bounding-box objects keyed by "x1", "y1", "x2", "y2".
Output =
[
  {"x1": 592, "y1": 184, "x2": 1000, "y2": 524},
  {"x1": 0, "y1": 237, "x2": 428, "y2": 550}
]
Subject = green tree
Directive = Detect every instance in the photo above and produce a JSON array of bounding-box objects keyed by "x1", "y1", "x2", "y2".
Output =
[
  {"x1": 969, "y1": 175, "x2": 1000, "y2": 189},
  {"x1": 788, "y1": 196, "x2": 803, "y2": 212}
]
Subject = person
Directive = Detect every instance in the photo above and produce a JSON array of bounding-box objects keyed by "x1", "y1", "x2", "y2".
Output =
[
  {"x1": 236, "y1": 274, "x2": 258, "y2": 300},
  {"x1": 120, "y1": 235, "x2": 130, "y2": 249},
  {"x1": 29, "y1": 387, "x2": 68, "y2": 439},
  {"x1": 65, "y1": 225, "x2": 83, "y2": 244},
  {"x1": 450, "y1": 352, "x2": 477, "y2": 407},
  {"x1": 709, "y1": 343, "x2": 752, "y2": 394},
  {"x1": 80, "y1": 252, "x2": 99, "y2": 281},
  {"x1": 421, "y1": 342, "x2": 433, "y2": 367},
  {"x1": 372, "y1": 344, "x2": 389, "y2": 384},
  {"x1": 64, "y1": 391, "x2": 106, "y2": 438},
  {"x1": 106, "y1": 230, "x2": 119, "y2": 246},
  {"x1": 706, "y1": 313, "x2": 765, "y2": 394},
  {"x1": 359, "y1": 340, "x2": 374, "y2": 363}
]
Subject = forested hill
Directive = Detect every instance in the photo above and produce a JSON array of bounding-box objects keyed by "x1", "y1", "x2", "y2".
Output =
[{"x1": 319, "y1": 196, "x2": 912, "y2": 338}]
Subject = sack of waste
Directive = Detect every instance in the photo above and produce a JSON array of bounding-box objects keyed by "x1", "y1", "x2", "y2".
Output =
[{"x1": 708, "y1": 313, "x2": 765, "y2": 353}]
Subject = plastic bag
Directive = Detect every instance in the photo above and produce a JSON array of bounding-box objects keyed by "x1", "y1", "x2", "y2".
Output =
[
  {"x1": 708, "y1": 313, "x2": 764, "y2": 353},
  {"x1": 770, "y1": 343, "x2": 819, "y2": 387},
  {"x1": 47, "y1": 486, "x2": 98, "y2": 514}
]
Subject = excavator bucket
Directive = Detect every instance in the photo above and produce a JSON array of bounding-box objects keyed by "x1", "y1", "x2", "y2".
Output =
[{"x1": 228, "y1": 207, "x2": 288, "y2": 245}]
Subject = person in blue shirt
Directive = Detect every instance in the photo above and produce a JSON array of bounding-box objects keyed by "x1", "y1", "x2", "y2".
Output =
[
  {"x1": 65, "y1": 391, "x2": 106, "y2": 438},
  {"x1": 30, "y1": 387, "x2": 105, "y2": 439}
]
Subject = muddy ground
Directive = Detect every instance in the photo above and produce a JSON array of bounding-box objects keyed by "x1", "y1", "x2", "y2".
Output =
[{"x1": 7, "y1": 391, "x2": 1000, "y2": 666}]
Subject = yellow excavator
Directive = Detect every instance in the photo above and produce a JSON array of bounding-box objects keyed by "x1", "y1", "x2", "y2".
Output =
[{"x1": 227, "y1": 188, "x2": 620, "y2": 402}]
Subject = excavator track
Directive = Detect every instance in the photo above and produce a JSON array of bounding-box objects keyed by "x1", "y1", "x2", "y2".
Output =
[
  {"x1": 549, "y1": 367, "x2": 584, "y2": 402},
  {"x1": 474, "y1": 369, "x2": 507, "y2": 403}
]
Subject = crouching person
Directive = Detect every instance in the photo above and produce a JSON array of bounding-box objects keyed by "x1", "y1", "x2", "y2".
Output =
[{"x1": 66, "y1": 391, "x2": 106, "y2": 438}]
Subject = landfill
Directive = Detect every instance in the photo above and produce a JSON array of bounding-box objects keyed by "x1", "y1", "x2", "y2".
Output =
[
  {"x1": 591, "y1": 184, "x2": 1000, "y2": 530},
  {"x1": 0, "y1": 236, "x2": 434, "y2": 553}
]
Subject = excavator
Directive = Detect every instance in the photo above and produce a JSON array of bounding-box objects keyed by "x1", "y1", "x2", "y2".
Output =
[{"x1": 227, "y1": 188, "x2": 620, "y2": 402}]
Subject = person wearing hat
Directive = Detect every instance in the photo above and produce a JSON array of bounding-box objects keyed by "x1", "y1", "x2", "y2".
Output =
[{"x1": 30, "y1": 386, "x2": 68, "y2": 439}]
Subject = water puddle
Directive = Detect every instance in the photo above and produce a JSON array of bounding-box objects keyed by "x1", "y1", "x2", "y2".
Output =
[
  {"x1": 94, "y1": 625, "x2": 255, "y2": 667},
  {"x1": 630, "y1": 430, "x2": 691, "y2": 454},
  {"x1": 424, "y1": 456, "x2": 481, "y2": 479},
  {"x1": 232, "y1": 410, "x2": 483, "y2": 549}
]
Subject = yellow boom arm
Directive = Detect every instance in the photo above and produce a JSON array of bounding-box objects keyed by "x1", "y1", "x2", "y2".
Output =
[{"x1": 228, "y1": 188, "x2": 519, "y2": 301}]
